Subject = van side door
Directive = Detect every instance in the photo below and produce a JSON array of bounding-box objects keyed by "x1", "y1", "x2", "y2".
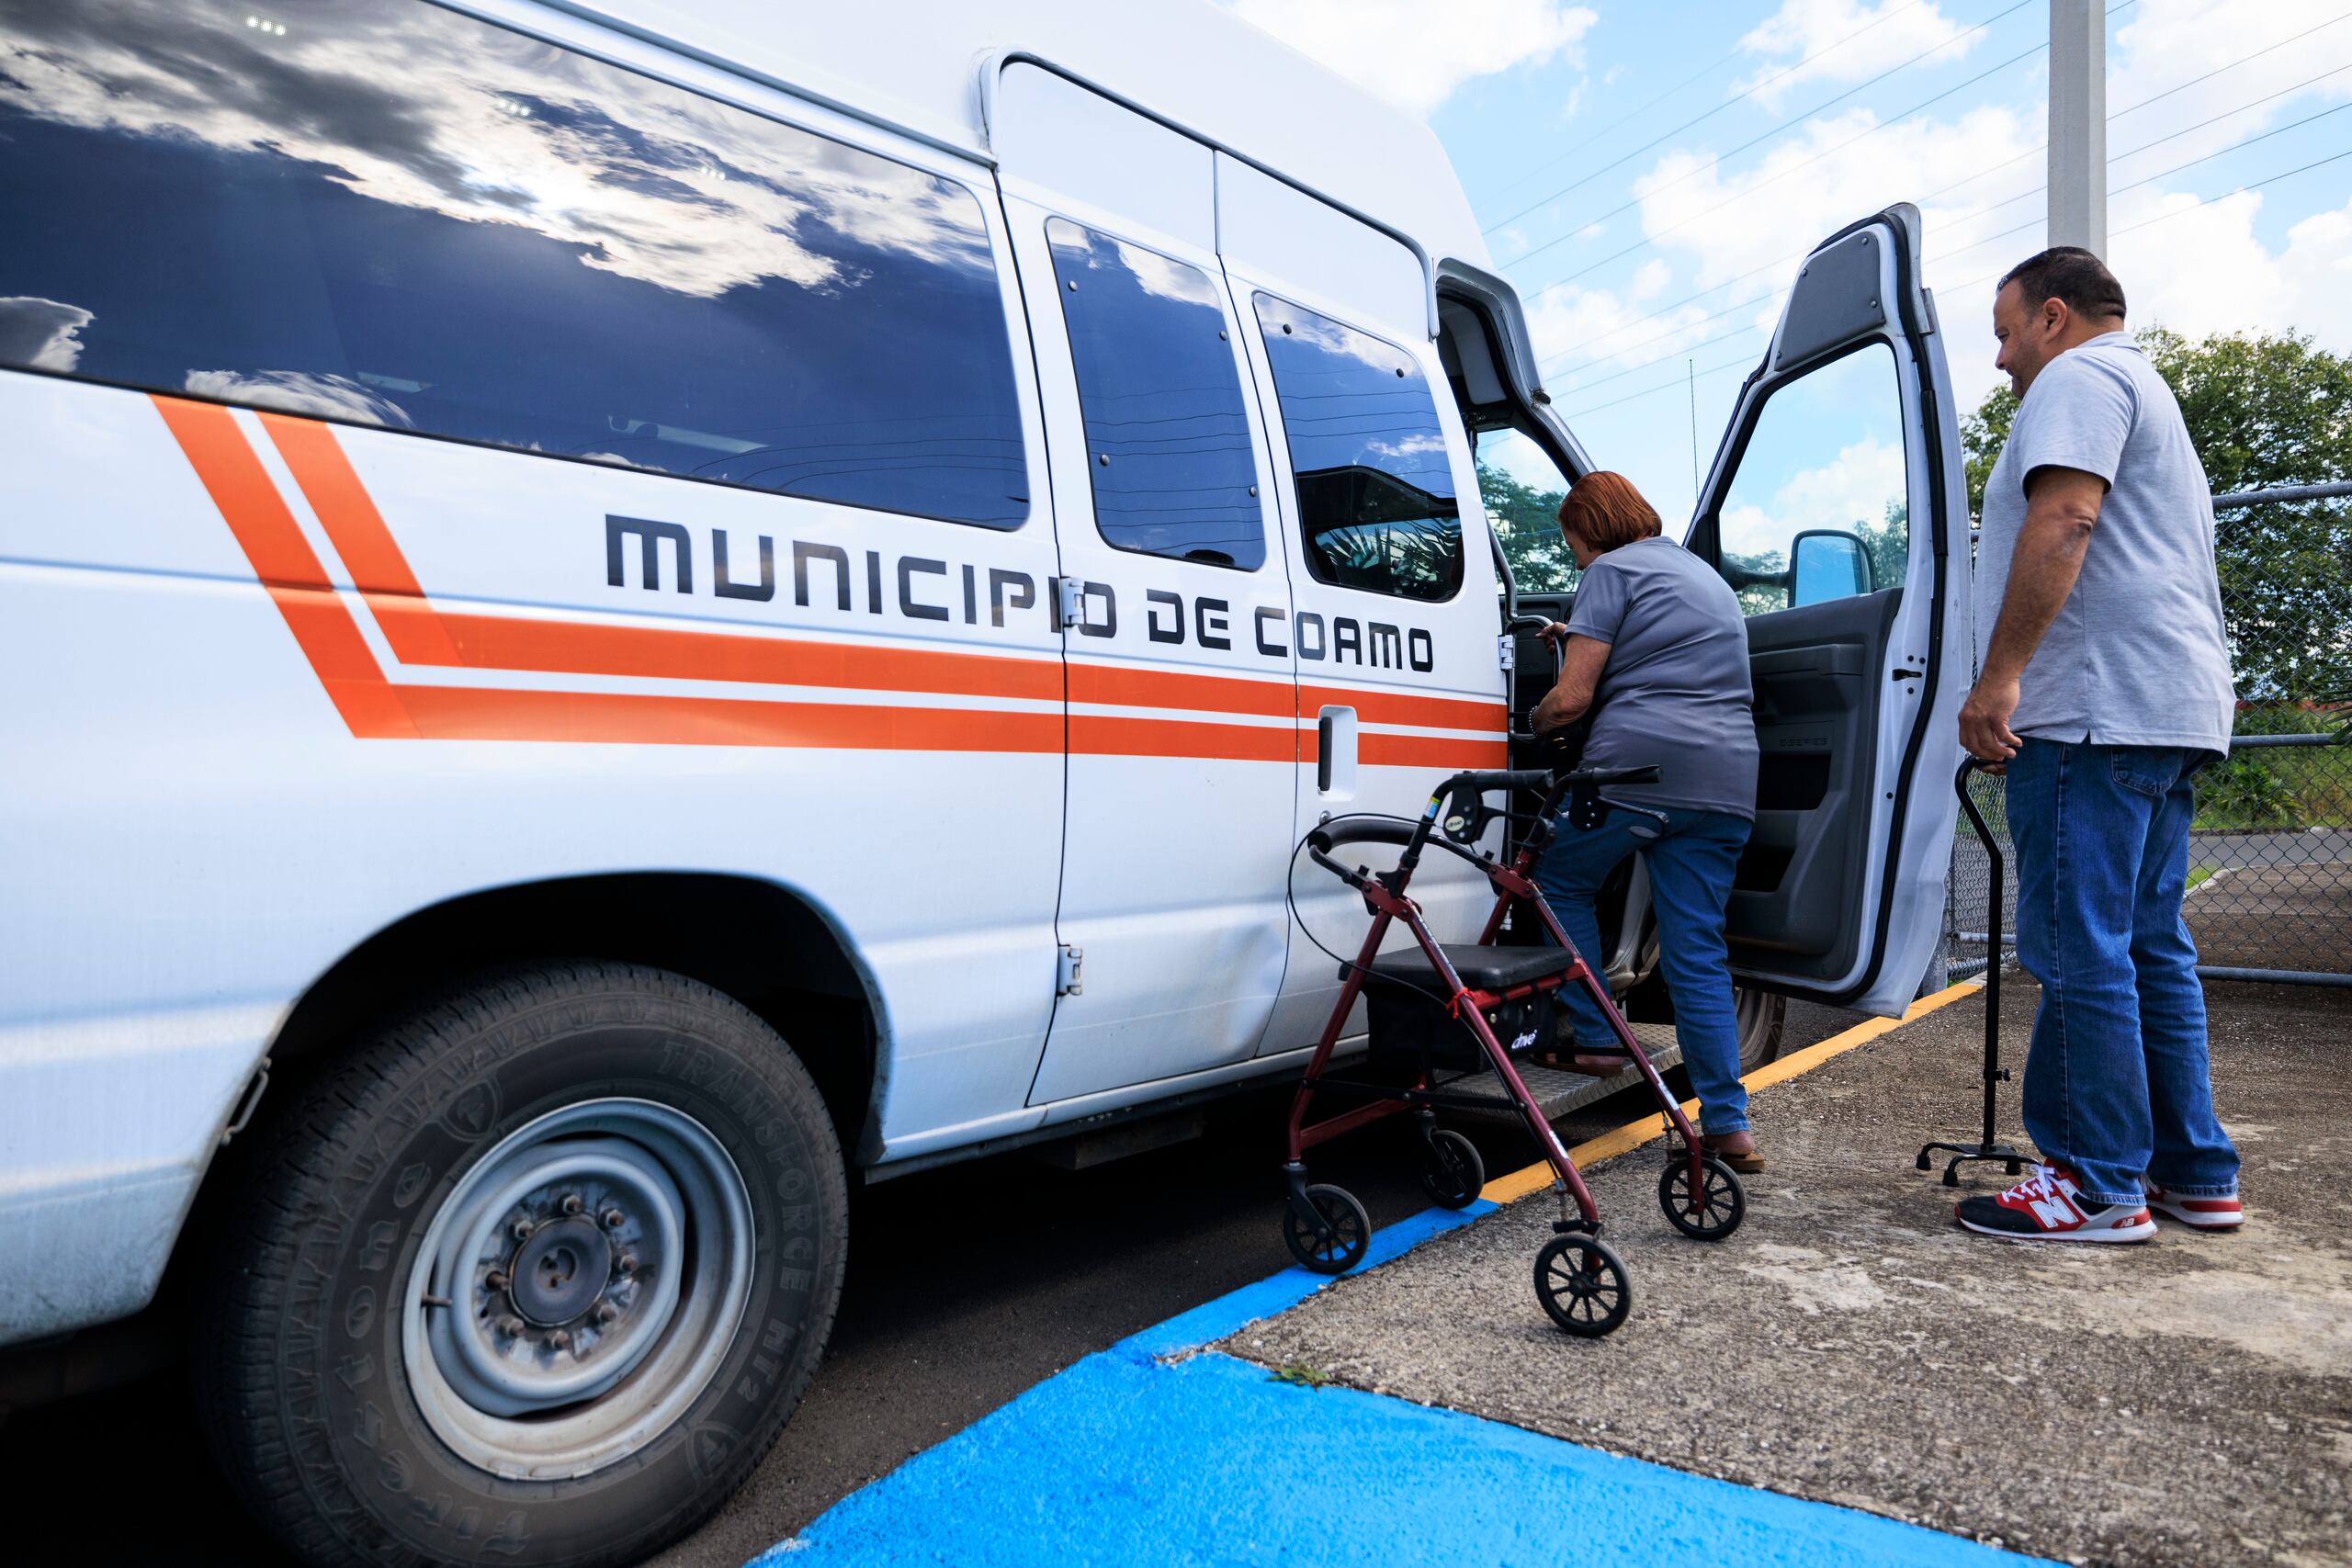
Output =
[
  {"x1": 1686, "y1": 205, "x2": 1970, "y2": 1014},
  {"x1": 1215, "y1": 157, "x2": 1513, "y2": 1057},
  {"x1": 992, "y1": 66, "x2": 1302, "y2": 1107}
]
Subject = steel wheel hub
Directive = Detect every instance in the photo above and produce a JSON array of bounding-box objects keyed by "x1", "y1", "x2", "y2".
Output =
[{"x1": 400, "y1": 1099, "x2": 755, "y2": 1480}]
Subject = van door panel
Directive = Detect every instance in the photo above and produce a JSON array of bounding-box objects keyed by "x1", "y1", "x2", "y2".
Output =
[
  {"x1": 1685, "y1": 205, "x2": 1969, "y2": 1014},
  {"x1": 1734, "y1": 589, "x2": 1901, "y2": 971},
  {"x1": 1213, "y1": 165, "x2": 1509, "y2": 1059},
  {"x1": 998, "y1": 173, "x2": 1301, "y2": 1105}
]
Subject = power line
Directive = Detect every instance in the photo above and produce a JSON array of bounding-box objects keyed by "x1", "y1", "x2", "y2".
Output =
[
  {"x1": 1558, "y1": 143, "x2": 2352, "y2": 426},
  {"x1": 1475, "y1": 49, "x2": 1752, "y2": 215},
  {"x1": 1479, "y1": 0, "x2": 1938, "y2": 231},
  {"x1": 2108, "y1": 144, "x2": 2352, "y2": 238},
  {"x1": 1499, "y1": 0, "x2": 2040, "y2": 265},
  {"x1": 2105, "y1": 8, "x2": 2352, "y2": 125},
  {"x1": 1529, "y1": 27, "x2": 2348, "y2": 379},
  {"x1": 1924, "y1": 97, "x2": 2352, "y2": 264},
  {"x1": 1519, "y1": 30, "x2": 2052, "y2": 299},
  {"x1": 1916, "y1": 75, "x2": 2352, "y2": 260}
]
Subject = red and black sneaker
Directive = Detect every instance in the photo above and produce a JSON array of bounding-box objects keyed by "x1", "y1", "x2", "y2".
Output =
[
  {"x1": 2141, "y1": 1179, "x2": 2243, "y2": 1230},
  {"x1": 1954, "y1": 1162, "x2": 2155, "y2": 1244}
]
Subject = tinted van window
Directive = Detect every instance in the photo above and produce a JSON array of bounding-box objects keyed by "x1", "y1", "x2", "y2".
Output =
[
  {"x1": 1046, "y1": 220, "x2": 1263, "y2": 570},
  {"x1": 1253, "y1": 295, "x2": 1462, "y2": 601},
  {"x1": 0, "y1": 0, "x2": 1029, "y2": 527}
]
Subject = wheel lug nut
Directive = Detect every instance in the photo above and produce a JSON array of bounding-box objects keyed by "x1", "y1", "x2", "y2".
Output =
[
  {"x1": 548, "y1": 1329, "x2": 571, "y2": 1350},
  {"x1": 602, "y1": 1208, "x2": 625, "y2": 1229},
  {"x1": 496, "y1": 1315, "x2": 524, "y2": 1337},
  {"x1": 594, "y1": 1302, "x2": 619, "y2": 1325},
  {"x1": 511, "y1": 1219, "x2": 534, "y2": 1241},
  {"x1": 484, "y1": 1269, "x2": 510, "y2": 1291},
  {"x1": 560, "y1": 1194, "x2": 584, "y2": 1215},
  {"x1": 616, "y1": 1254, "x2": 638, "y2": 1276}
]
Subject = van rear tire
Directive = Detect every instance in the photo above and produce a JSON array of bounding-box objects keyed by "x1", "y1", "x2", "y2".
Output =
[{"x1": 194, "y1": 962, "x2": 847, "y2": 1568}]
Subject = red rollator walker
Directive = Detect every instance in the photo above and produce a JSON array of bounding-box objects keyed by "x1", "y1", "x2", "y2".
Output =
[{"x1": 1282, "y1": 763, "x2": 1747, "y2": 1337}]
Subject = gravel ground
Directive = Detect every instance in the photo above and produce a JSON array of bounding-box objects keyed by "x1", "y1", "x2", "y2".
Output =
[{"x1": 1223, "y1": 979, "x2": 2352, "y2": 1568}]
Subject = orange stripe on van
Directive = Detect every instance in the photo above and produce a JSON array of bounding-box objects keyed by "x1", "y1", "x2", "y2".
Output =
[
  {"x1": 396, "y1": 683, "x2": 1063, "y2": 752},
  {"x1": 152, "y1": 400, "x2": 420, "y2": 738},
  {"x1": 1297, "y1": 682, "x2": 1505, "y2": 734},
  {"x1": 1357, "y1": 730, "x2": 1510, "y2": 770},
  {"x1": 262, "y1": 413, "x2": 1066, "y2": 705},
  {"x1": 156, "y1": 398, "x2": 1506, "y2": 765},
  {"x1": 1067, "y1": 660, "x2": 1293, "y2": 718},
  {"x1": 1071, "y1": 713, "x2": 1298, "y2": 763}
]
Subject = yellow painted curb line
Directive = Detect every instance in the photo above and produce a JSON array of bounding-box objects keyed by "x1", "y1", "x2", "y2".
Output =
[{"x1": 1477, "y1": 977, "x2": 1990, "y2": 1205}]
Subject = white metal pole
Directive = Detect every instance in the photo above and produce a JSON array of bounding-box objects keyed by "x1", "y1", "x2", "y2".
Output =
[{"x1": 2047, "y1": 0, "x2": 2107, "y2": 255}]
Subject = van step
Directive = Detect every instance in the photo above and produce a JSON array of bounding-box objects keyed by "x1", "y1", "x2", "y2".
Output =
[{"x1": 1496, "y1": 1022, "x2": 1684, "y2": 1124}]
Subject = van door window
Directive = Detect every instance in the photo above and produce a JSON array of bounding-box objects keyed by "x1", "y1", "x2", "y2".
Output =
[
  {"x1": 1046, "y1": 220, "x2": 1263, "y2": 570},
  {"x1": 1253, "y1": 294, "x2": 1463, "y2": 602},
  {"x1": 0, "y1": 0, "x2": 1030, "y2": 527},
  {"x1": 1709, "y1": 344, "x2": 1908, "y2": 614},
  {"x1": 1474, "y1": 426, "x2": 1577, "y2": 595}
]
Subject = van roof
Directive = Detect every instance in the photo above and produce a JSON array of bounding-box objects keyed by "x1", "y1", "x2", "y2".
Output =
[{"x1": 571, "y1": 0, "x2": 1491, "y2": 280}]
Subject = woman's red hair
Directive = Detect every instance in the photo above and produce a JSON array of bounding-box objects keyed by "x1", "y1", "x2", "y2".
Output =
[{"x1": 1557, "y1": 470, "x2": 1662, "y2": 553}]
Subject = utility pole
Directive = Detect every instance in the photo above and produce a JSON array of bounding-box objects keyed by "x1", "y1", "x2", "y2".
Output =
[{"x1": 2047, "y1": 0, "x2": 2107, "y2": 255}]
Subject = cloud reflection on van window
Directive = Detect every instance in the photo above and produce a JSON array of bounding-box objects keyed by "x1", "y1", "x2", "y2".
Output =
[
  {"x1": 1254, "y1": 293, "x2": 1464, "y2": 602},
  {"x1": 0, "y1": 0, "x2": 1030, "y2": 525}
]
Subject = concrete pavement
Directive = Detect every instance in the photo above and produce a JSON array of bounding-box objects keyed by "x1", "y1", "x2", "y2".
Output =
[{"x1": 1230, "y1": 980, "x2": 2352, "y2": 1567}]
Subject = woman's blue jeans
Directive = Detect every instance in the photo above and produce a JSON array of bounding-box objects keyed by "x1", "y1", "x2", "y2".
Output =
[
  {"x1": 2006, "y1": 739, "x2": 2240, "y2": 1207},
  {"x1": 1532, "y1": 804, "x2": 1752, "y2": 1135}
]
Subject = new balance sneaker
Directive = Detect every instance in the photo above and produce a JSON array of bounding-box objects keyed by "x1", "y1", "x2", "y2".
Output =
[
  {"x1": 2141, "y1": 1179, "x2": 2244, "y2": 1230},
  {"x1": 1954, "y1": 1163, "x2": 2156, "y2": 1244}
]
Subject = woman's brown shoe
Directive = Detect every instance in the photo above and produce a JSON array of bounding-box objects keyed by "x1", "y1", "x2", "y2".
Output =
[{"x1": 1703, "y1": 1134, "x2": 1765, "y2": 1174}]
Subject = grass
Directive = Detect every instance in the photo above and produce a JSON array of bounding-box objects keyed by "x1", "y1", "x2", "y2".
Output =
[
  {"x1": 1267, "y1": 1362, "x2": 1339, "y2": 1390},
  {"x1": 1950, "y1": 711, "x2": 2351, "y2": 835}
]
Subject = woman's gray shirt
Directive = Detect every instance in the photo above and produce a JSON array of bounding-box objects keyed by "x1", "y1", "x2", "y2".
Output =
[{"x1": 1566, "y1": 536, "x2": 1758, "y2": 820}]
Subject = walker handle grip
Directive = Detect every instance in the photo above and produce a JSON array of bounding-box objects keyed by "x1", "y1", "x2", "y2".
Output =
[
  {"x1": 1306, "y1": 819, "x2": 1420, "y2": 853},
  {"x1": 1444, "y1": 768, "x2": 1558, "y2": 795}
]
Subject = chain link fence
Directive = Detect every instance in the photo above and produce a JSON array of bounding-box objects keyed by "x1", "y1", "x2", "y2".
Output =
[{"x1": 1940, "y1": 480, "x2": 2352, "y2": 987}]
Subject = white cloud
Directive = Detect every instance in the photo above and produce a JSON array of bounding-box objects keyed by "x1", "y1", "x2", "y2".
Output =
[
  {"x1": 0, "y1": 296, "x2": 93, "y2": 371},
  {"x1": 1523, "y1": 280, "x2": 1723, "y2": 381},
  {"x1": 2107, "y1": 0, "x2": 2352, "y2": 173},
  {"x1": 1721, "y1": 434, "x2": 1906, "y2": 557},
  {"x1": 2112, "y1": 188, "x2": 2352, "y2": 347},
  {"x1": 182, "y1": 370, "x2": 415, "y2": 427},
  {"x1": 1635, "y1": 103, "x2": 2041, "y2": 290},
  {"x1": 1735, "y1": 0, "x2": 1975, "y2": 111},
  {"x1": 1555, "y1": 0, "x2": 2352, "y2": 412},
  {"x1": 1219, "y1": 0, "x2": 1597, "y2": 116}
]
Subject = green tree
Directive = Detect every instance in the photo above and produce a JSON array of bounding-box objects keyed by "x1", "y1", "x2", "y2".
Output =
[
  {"x1": 1477, "y1": 460, "x2": 1574, "y2": 593},
  {"x1": 1960, "y1": 327, "x2": 2352, "y2": 705}
]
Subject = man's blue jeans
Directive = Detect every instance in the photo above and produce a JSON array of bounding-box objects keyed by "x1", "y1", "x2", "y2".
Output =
[
  {"x1": 1532, "y1": 805, "x2": 1751, "y2": 1135},
  {"x1": 2006, "y1": 739, "x2": 2239, "y2": 1207}
]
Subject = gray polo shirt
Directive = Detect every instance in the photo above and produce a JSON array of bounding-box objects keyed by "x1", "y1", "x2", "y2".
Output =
[
  {"x1": 1567, "y1": 535, "x2": 1758, "y2": 820},
  {"x1": 1975, "y1": 333, "x2": 2235, "y2": 751}
]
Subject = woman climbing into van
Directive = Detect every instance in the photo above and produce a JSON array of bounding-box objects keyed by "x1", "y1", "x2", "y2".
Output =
[{"x1": 1529, "y1": 472, "x2": 1765, "y2": 1172}]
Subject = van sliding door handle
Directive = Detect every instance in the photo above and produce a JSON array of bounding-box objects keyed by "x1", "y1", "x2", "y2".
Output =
[{"x1": 1317, "y1": 715, "x2": 1335, "y2": 792}]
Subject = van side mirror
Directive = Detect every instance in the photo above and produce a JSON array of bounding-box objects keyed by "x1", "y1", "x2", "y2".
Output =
[{"x1": 1789, "y1": 528, "x2": 1874, "y2": 608}]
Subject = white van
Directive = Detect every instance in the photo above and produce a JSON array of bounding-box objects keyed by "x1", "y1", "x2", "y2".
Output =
[{"x1": 0, "y1": 0, "x2": 1968, "y2": 1561}]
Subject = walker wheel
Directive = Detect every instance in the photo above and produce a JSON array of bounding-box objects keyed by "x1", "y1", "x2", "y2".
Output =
[
  {"x1": 1417, "y1": 1129, "x2": 1486, "y2": 1211},
  {"x1": 1283, "y1": 1184, "x2": 1371, "y2": 1274},
  {"x1": 1532, "y1": 1235, "x2": 1631, "y2": 1337},
  {"x1": 1658, "y1": 1154, "x2": 1746, "y2": 1241}
]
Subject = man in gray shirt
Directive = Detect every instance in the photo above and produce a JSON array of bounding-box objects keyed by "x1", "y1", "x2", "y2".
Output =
[{"x1": 1954, "y1": 247, "x2": 2242, "y2": 1245}]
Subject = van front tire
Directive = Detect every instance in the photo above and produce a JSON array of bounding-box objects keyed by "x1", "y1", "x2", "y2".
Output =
[{"x1": 196, "y1": 963, "x2": 847, "y2": 1568}]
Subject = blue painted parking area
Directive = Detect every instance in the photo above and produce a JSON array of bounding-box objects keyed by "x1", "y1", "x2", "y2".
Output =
[{"x1": 751, "y1": 1203, "x2": 2045, "y2": 1568}]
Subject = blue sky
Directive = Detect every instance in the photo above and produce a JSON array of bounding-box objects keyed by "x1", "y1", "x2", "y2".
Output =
[{"x1": 1222, "y1": 0, "x2": 2352, "y2": 526}]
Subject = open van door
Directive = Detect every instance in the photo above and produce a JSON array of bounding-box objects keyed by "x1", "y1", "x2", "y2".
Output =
[{"x1": 1684, "y1": 205, "x2": 1969, "y2": 1016}]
